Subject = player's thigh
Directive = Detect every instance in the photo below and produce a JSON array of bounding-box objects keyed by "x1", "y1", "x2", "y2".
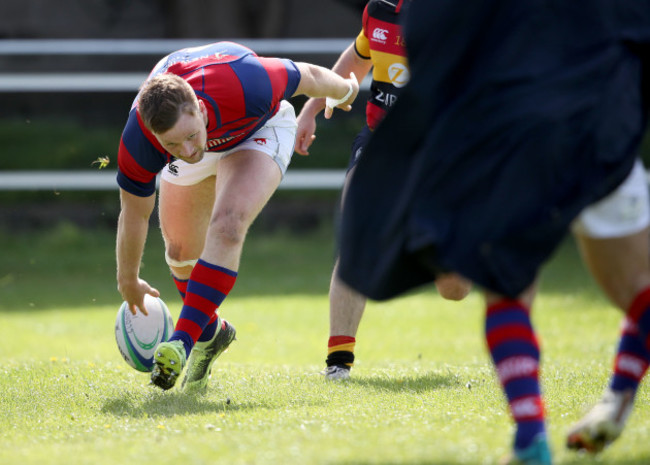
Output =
[
  {"x1": 213, "y1": 149, "x2": 282, "y2": 226},
  {"x1": 159, "y1": 175, "x2": 216, "y2": 258},
  {"x1": 575, "y1": 228, "x2": 650, "y2": 310},
  {"x1": 572, "y1": 160, "x2": 650, "y2": 308}
]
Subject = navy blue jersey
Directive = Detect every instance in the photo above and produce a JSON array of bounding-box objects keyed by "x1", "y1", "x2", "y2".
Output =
[
  {"x1": 339, "y1": 0, "x2": 650, "y2": 298},
  {"x1": 117, "y1": 41, "x2": 301, "y2": 197}
]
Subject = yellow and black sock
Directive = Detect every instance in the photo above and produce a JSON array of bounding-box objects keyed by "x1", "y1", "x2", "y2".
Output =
[{"x1": 326, "y1": 335, "x2": 355, "y2": 367}]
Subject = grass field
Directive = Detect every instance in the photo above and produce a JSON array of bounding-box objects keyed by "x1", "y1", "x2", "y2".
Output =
[{"x1": 0, "y1": 222, "x2": 649, "y2": 464}]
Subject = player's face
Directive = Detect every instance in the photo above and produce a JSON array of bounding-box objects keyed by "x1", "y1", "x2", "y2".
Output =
[{"x1": 155, "y1": 101, "x2": 208, "y2": 164}]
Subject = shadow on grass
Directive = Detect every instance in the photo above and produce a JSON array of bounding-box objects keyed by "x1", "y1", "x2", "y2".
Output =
[
  {"x1": 350, "y1": 371, "x2": 461, "y2": 393},
  {"x1": 102, "y1": 390, "x2": 257, "y2": 418},
  {"x1": 101, "y1": 388, "x2": 330, "y2": 418}
]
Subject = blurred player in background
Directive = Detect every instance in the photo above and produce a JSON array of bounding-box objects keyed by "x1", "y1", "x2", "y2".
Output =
[
  {"x1": 566, "y1": 160, "x2": 650, "y2": 455},
  {"x1": 295, "y1": 0, "x2": 471, "y2": 381},
  {"x1": 116, "y1": 41, "x2": 358, "y2": 392},
  {"x1": 337, "y1": 1, "x2": 650, "y2": 464}
]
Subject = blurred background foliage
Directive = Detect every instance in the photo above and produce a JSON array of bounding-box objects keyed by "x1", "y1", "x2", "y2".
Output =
[
  {"x1": 0, "y1": 109, "x2": 365, "y2": 233},
  {"x1": 2, "y1": 0, "x2": 650, "y2": 234}
]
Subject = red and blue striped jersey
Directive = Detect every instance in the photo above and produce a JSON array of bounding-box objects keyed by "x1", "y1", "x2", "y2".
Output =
[{"x1": 117, "y1": 41, "x2": 301, "y2": 197}]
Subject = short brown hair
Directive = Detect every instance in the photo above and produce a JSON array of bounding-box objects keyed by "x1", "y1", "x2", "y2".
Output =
[{"x1": 138, "y1": 74, "x2": 198, "y2": 134}]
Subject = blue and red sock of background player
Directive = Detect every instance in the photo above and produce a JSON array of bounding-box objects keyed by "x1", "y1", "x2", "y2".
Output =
[
  {"x1": 485, "y1": 299, "x2": 545, "y2": 451},
  {"x1": 610, "y1": 287, "x2": 650, "y2": 393},
  {"x1": 486, "y1": 287, "x2": 650, "y2": 452}
]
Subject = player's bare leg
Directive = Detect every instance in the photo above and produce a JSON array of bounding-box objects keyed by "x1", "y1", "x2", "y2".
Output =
[
  {"x1": 159, "y1": 175, "x2": 216, "y2": 280},
  {"x1": 575, "y1": 229, "x2": 650, "y2": 311},
  {"x1": 179, "y1": 150, "x2": 280, "y2": 393},
  {"x1": 152, "y1": 176, "x2": 216, "y2": 389},
  {"x1": 325, "y1": 164, "x2": 472, "y2": 380},
  {"x1": 324, "y1": 166, "x2": 366, "y2": 380},
  {"x1": 153, "y1": 150, "x2": 281, "y2": 390},
  {"x1": 568, "y1": 228, "x2": 650, "y2": 452},
  {"x1": 325, "y1": 259, "x2": 367, "y2": 380},
  {"x1": 329, "y1": 260, "x2": 366, "y2": 337},
  {"x1": 200, "y1": 149, "x2": 282, "y2": 267}
]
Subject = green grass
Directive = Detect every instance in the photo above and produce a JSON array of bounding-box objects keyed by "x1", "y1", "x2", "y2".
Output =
[{"x1": 0, "y1": 224, "x2": 649, "y2": 464}]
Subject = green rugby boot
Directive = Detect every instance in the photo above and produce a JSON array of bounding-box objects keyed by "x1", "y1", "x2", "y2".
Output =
[
  {"x1": 181, "y1": 319, "x2": 236, "y2": 394},
  {"x1": 151, "y1": 340, "x2": 186, "y2": 390}
]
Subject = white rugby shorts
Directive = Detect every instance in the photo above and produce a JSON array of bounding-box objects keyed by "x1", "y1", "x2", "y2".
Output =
[
  {"x1": 572, "y1": 159, "x2": 650, "y2": 238},
  {"x1": 161, "y1": 100, "x2": 297, "y2": 186}
]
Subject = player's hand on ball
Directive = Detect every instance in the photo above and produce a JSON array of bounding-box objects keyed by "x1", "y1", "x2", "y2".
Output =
[
  {"x1": 115, "y1": 294, "x2": 174, "y2": 372},
  {"x1": 117, "y1": 277, "x2": 160, "y2": 316}
]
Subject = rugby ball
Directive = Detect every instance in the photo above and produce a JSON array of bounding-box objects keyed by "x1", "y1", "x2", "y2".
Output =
[{"x1": 115, "y1": 294, "x2": 174, "y2": 372}]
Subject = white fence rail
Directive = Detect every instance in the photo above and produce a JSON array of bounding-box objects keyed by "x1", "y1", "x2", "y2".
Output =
[
  {"x1": 0, "y1": 170, "x2": 346, "y2": 191},
  {"x1": 0, "y1": 38, "x2": 351, "y2": 55},
  {"x1": 0, "y1": 72, "x2": 147, "y2": 92},
  {"x1": 0, "y1": 71, "x2": 371, "y2": 92},
  {"x1": 0, "y1": 38, "x2": 366, "y2": 92}
]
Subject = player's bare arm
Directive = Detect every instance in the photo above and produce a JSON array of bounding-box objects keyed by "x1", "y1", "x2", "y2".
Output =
[
  {"x1": 116, "y1": 188, "x2": 160, "y2": 315},
  {"x1": 295, "y1": 45, "x2": 372, "y2": 156},
  {"x1": 293, "y1": 62, "x2": 359, "y2": 119}
]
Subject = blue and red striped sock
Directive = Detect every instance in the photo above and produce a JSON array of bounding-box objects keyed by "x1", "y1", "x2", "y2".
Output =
[
  {"x1": 171, "y1": 274, "x2": 188, "y2": 300},
  {"x1": 610, "y1": 287, "x2": 650, "y2": 393},
  {"x1": 171, "y1": 272, "x2": 221, "y2": 343},
  {"x1": 169, "y1": 259, "x2": 237, "y2": 357},
  {"x1": 485, "y1": 299, "x2": 545, "y2": 450}
]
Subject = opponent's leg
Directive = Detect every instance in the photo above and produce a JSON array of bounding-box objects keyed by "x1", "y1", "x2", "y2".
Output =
[
  {"x1": 325, "y1": 159, "x2": 366, "y2": 380},
  {"x1": 325, "y1": 259, "x2": 366, "y2": 380}
]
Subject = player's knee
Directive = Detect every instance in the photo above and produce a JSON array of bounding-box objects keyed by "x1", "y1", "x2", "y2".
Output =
[
  {"x1": 436, "y1": 274, "x2": 472, "y2": 301},
  {"x1": 164, "y1": 247, "x2": 199, "y2": 270}
]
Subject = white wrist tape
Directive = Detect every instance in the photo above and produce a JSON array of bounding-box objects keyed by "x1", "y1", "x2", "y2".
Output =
[{"x1": 326, "y1": 81, "x2": 354, "y2": 110}]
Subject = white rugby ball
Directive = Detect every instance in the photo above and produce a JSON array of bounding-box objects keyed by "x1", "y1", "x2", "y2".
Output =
[{"x1": 115, "y1": 294, "x2": 174, "y2": 372}]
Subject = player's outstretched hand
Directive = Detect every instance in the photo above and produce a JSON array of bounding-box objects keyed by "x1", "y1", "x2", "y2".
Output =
[
  {"x1": 295, "y1": 104, "x2": 319, "y2": 156},
  {"x1": 325, "y1": 72, "x2": 359, "y2": 119}
]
